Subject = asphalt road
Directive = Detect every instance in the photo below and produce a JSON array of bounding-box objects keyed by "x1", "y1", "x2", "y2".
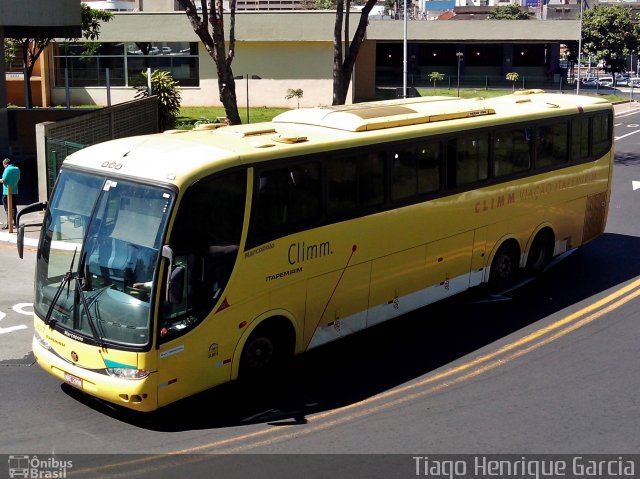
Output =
[{"x1": 1, "y1": 104, "x2": 640, "y2": 478}]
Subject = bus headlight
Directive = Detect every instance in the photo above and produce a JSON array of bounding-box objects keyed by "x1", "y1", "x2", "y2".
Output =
[
  {"x1": 106, "y1": 368, "x2": 150, "y2": 380},
  {"x1": 35, "y1": 332, "x2": 52, "y2": 351}
]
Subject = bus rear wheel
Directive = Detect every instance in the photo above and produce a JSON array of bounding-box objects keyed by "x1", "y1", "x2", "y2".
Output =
[
  {"x1": 488, "y1": 242, "x2": 520, "y2": 292},
  {"x1": 527, "y1": 230, "x2": 554, "y2": 274}
]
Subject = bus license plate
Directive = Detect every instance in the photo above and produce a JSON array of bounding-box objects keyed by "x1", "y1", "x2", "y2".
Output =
[{"x1": 64, "y1": 372, "x2": 83, "y2": 389}]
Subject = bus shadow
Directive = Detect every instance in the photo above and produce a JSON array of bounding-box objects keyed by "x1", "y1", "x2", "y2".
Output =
[
  {"x1": 614, "y1": 151, "x2": 640, "y2": 166},
  {"x1": 62, "y1": 232, "x2": 640, "y2": 432}
]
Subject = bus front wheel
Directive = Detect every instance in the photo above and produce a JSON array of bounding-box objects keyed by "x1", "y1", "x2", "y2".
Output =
[
  {"x1": 488, "y1": 242, "x2": 520, "y2": 292},
  {"x1": 239, "y1": 320, "x2": 294, "y2": 380}
]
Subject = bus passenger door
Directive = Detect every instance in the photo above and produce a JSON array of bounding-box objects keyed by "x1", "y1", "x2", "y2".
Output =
[{"x1": 469, "y1": 227, "x2": 488, "y2": 287}]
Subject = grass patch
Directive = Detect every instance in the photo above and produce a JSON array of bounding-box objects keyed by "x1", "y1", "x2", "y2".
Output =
[
  {"x1": 176, "y1": 106, "x2": 290, "y2": 129},
  {"x1": 415, "y1": 87, "x2": 629, "y2": 103}
]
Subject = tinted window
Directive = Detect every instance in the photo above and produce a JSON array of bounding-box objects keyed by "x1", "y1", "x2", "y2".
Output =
[
  {"x1": 448, "y1": 135, "x2": 489, "y2": 188},
  {"x1": 251, "y1": 161, "x2": 321, "y2": 242},
  {"x1": 572, "y1": 117, "x2": 590, "y2": 161},
  {"x1": 327, "y1": 151, "x2": 385, "y2": 217},
  {"x1": 417, "y1": 142, "x2": 441, "y2": 194},
  {"x1": 391, "y1": 141, "x2": 441, "y2": 202},
  {"x1": 536, "y1": 121, "x2": 568, "y2": 168},
  {"x1": 494, "y1": 127, "x2": 532, "y2": 177},
  {"x1": 592, "y1": 113, "x2": 611, "y2": 158}
]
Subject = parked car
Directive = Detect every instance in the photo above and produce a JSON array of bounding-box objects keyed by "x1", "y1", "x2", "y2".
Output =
[
  {"x1": 597, "y1": 76, "x2": 614, "y2": 87},
  {"x1": 614, "y1": 74, "x2": 630, "y2": 86}
]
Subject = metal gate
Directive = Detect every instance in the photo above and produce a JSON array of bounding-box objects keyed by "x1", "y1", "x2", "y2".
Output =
[{"x1": 45, "y1": 138, "x2": 86, "y2": 196}]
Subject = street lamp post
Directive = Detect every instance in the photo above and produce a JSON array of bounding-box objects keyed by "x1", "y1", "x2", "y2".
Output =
[
  {"x1": 456, "y1": 52, "x2": 464, "y2": 97},
  {"x1": 234, "y1": 74, "x2": 261, "y2": 124},
  {"x1": 245, "y1": 74, "x2": 249, "y2": 123},
  {"x1": 403, "y1": 0, "x2": 408, "y2": 98},
  {"x1": 576, "y1": 0, "x2": 584, "y2": 94}
]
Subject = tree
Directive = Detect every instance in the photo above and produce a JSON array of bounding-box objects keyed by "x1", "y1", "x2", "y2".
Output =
[
  {"x1": 176, "y1": 0, "x2": 242, "y2": 125},
  {"x1": 581, "y1": 4, "x2": 640, "y2": 81},
  {"x1": 488, "y1": 4, "x2": 531, "y2": 20},
  {"x1": 135, "y1": 70, "x2": 182, "y2": 131},
  {"x1": 506, "y1": 72, "x2": 519, "y2": 91},
  {"x1": 428, "y1": 72, "x2": 444, "y2": 89},
  {"x1": 6, "y1": 3, "x2": 112, "y2": 109},
  {"x1": 285, "y1": 88, "x2": 304, "y2": 108},
  {"x1": 332, "y1": 0, "x2": 379, "y2": 105}
]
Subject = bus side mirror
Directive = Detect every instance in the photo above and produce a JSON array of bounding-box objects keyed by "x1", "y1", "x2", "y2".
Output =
[
  {"x1": 15, "y1": 201, "x2": 47, "y2": 259},
  {"x1": 17, "y1": 225, "x2": 25, "y2": 259},
  {"x1": 168, "y1": 266, "x2": 185, "y2": 304}
]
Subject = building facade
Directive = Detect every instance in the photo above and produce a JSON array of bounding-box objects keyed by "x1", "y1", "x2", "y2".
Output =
[{"x1": 43, "y1": 11, "x2": 579, "y2": 109}]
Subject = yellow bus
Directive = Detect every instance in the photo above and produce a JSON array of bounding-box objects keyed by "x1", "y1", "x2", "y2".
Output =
[{"x1": 25, "y1": 91, "x2": 613, "y2": 412}]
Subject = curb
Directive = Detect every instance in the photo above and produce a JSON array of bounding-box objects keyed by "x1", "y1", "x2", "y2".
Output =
[{"x1": 0, "y1": 231, "x2": 39, "y2": 248}]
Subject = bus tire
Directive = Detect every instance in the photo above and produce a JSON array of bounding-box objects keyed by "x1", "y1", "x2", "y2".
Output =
[
  {"x1": 488, "y1": 241, "x2": 520, "y2": 292},
  {"x1": 239, "y1": 319, "x2": 294, "y2": 381},
  {"x1": 527, "y1": 229, "x2": 554, "y2": 275}
]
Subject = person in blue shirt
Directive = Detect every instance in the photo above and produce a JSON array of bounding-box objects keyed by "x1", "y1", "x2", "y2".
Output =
[{"x1": 1, "y1": 158, "x2": 20, "y2": 229}]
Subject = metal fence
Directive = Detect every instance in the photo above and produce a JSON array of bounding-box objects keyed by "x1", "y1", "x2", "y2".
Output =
[{"x1": 39, "y1": 96, "x2": 159, "y2": 199}]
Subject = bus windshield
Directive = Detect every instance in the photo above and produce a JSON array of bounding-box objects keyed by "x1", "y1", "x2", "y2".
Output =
[{"x1": 34, "y1": 169, "x2": 173, "y2": 347}]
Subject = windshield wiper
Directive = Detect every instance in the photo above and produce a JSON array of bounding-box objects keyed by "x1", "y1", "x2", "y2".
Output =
[
  {"x1": 44, "y1": 248, "x2": 78, "y2": 327},
  {"x1": 76, "y1": 251, "x2": 104, "y2": 347},
  {"x1": 43, "y1": 249, "x2": 105, "y2": 347}
]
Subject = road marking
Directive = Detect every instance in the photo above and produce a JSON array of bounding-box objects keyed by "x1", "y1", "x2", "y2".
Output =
[
  {"x1": 0, "y1": 310, "x2": 28, "y2": 335},
  {"x1": 12, "y1": 303, "x2": 33, "y2": 316},
  {"x1": 614, "y1": 129, "x2": 640, "y2": 141},
  {"x1": 615, "y1": 108, "x2": 640, "y2": 118},
  {"x1": 634, "y1": 181, "x2": 640, "y2": 191},
  {"x1": 72, "y1": 277, "x2": 640, "y2": 477}
]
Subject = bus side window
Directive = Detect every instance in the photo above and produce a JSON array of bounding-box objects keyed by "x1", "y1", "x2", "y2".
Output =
[
  {"x1": 328, "y1": 151, "x2": 385, "y2": 217},
  {"x1": 571, "y1": 117, "x2": 590, "y2": 161},
  {"x1": 327, "y1": 156, "x2": 358, "y2": 216},
  {"x1": 536, "y1": 121, "x2": 568, "y2": 168},
  {"x1": 391, "y1": 141, "x2": 441, "y2": 202},
  {"x1": 447, "y1": 135, "x2": 489, "y2": 188},
  {"x1": 391, "y1": 147, "x2": 418, "y2": 202},
  {"x1": 359, "y1": 151, "x2": 386, "y2": 208},
  {"x1": 592, "y1": 113, "x2": 612, "y2": 158},
  {"x1": 494, "y1": 127, "x2": 531, "y2": 178},
  {"x1": 417, "y1": 141, "x2": 441, "y2": 194},
  {"x1": 249, "y1": 160, "x2": 321, "y2": 245}
]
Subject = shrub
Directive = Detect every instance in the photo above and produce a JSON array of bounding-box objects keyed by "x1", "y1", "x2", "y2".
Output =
[{"x1": 135, "y1": 70, "x2": 182, "y2": 131}]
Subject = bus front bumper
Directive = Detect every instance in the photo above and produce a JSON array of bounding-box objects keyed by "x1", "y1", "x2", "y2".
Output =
[{"x1": 32, "y1": 335, "x2": 158, "y2": 413}]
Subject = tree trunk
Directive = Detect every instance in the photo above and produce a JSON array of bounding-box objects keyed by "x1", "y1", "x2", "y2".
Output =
[
  {"x1": 177, "y1": 0, "x2": 241, "y2": 124},
  {"x1": 332, "y1": 0, "x2": 378, "y2": 105},
  {"x1": 22, "y1": 42, "x2": 33, "y2": 109}
]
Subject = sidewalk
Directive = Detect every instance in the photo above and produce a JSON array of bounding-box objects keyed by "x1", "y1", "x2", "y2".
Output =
[
  {"x1": 614, "y1": 100, "x2": 640, "y2": 116},
  {"x1": 0, "y1": 208, "x2": 44, "y2": 249}
]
